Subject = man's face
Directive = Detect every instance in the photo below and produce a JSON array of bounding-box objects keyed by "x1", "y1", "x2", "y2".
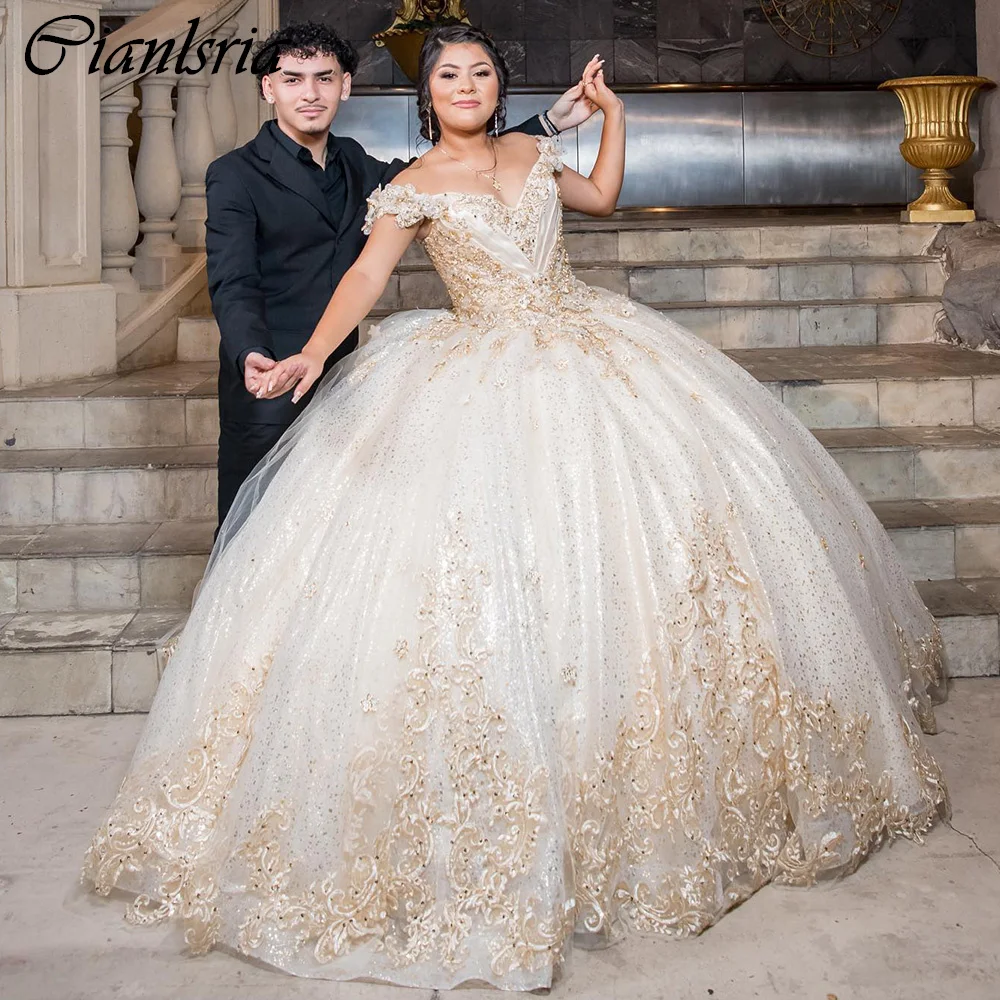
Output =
[{"x1": 262, "y1": 51, "x2": 351, "y2": 140}]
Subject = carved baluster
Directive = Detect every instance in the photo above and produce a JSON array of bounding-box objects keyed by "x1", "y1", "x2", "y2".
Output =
[
  {"x1": 133, "y1": 69, "x2": 182, "y2": 287},
  {"x1": 208, "y1": 19, "x2": 239, "y2": 157},
  {"x1": 100, "y1": 86, "x2": 140, "y2": 295},
  {"x1": 174, "y1": 68, "x2": 215, "y2": 247}
]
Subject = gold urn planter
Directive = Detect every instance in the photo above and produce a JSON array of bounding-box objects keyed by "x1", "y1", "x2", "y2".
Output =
[
  {"x1": 373, "y1": 0, "x2": 471, "y2": 84},
  {"x1": 879, "y1": 75, "x2": 995, "y2": 224}
]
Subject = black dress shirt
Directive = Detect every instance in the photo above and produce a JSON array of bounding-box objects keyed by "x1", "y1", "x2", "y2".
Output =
[{"x1": 267, "y1": 120, "x2": 347, "y2": 228}]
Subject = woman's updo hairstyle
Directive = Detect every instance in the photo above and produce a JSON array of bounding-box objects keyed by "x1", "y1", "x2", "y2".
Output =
[{"x1": 416, "y1": 24, "x2": 510, "y2": 142}]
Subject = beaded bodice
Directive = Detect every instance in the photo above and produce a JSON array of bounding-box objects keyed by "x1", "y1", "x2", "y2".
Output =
[{"x1": 363, "y1": 138, "x2": 602, "y2": 328}]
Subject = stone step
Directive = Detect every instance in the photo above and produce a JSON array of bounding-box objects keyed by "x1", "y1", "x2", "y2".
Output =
[
  {"x1": 508, "y1": 220, "x2": 941, "y2": 264},
  {"x1": 176, "y1": 317, "x2": 218, "y2": 363},
  {"x1": 363, "y1": 297, "x2": 943, "y2": 350},
  {"x1": 742, "y1": 344, "x2": 1000, "y2": 430},
  {"x1": 914, "y1": 579, "x2": 1000, "y2": 679},
  {"x1": 6, "y1": 498, "x2": 1000, "y2": 615},
  {"x1": 0, "y1": 609, "x2": 185, "y2": 715},
  {"x1": 0, "y1": 364, "x2": 217, "y2": 450},
  {"x1": 0, "y1": 447, "x2": 216, "y2": 526},
  {"x1": 7, "y1": 346, "x2": 1000, "y2": 453},
  {"x1": 390, "y1": 256, "x2": 945, "y2": 303},
  {"x1": 814, "y1": 426, "x2": 1000, "y2": 501},
  {"x1": 0, "y1": 521, "x2": 213, "y2": 613},
  {"x1": 2, "y1": 576, "x2": 994, "y2": 716},
  {"x1": 645, "y1": 298, "x2": 941, "y2": 349},
  {"x1": 6, "y1": 430, "x2": 1000, "y2": 527},
  {"x1": 179, "y1": 296, "x2": 943, "y2": 363},
  {"x1": 875, "y1": 499, "x2": 1000, "y2": 581}
]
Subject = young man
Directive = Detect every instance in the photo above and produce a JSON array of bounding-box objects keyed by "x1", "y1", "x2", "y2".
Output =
[{"x1": 206, "y1": 21, "x2": 598, "y2": 529}]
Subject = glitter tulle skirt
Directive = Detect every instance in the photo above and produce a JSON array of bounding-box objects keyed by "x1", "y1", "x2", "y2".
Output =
[{"x1": 81, "y1": 292, "x2": 947, "y2": 991}]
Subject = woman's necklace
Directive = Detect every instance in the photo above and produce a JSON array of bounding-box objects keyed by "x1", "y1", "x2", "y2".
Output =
[{"x1": 435, "y1": 139, "x2": 503, "y2": 193}]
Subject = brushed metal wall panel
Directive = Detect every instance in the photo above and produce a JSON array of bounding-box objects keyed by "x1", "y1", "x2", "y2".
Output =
[
  {"x1": 504, "y1": 94, "x2": 582, "y2": 172},
  {"x1": 333, "y1": 93, "x2": 578, "y2": 166},
  {"x1": 332, "y1": 93, "x2": 412, "y2": 164},
  {"x1": 577, "y1": 92, "x2": 744, "y2": 207},
  {"x1": 332, "y1": 90, "x2": 984, "y2": 208},
  {"x1": 744, "y1": 91, "x2": 905, "y2": 206}
]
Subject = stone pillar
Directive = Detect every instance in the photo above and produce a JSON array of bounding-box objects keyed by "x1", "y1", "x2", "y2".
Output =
[
  {"x1": 207, "y1": 18, "x2": 239, "y2": 157},
  {"x1": 0, "y1": 0, "x2": 116, "y2": 387},
  {"x1": 100, "y1": 86, "x2": 141, "y2": 295},
  {"x1": 174, "y1": 69, "x2": 214, "y2": 248},
  {"x1": 975, "y1": 0, "x2": 1000, "y2": 220},
  {"x1": 132, "y1": 68, "x2": 183, "y2": 287},
  {"x1": 231, "y1": 0, "x2": 279, "y2": 143}
]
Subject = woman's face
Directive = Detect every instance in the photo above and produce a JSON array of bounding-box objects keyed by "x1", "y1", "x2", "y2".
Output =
[{"x1": 428, "y1": 42, "x2": 500, "y2": 136}]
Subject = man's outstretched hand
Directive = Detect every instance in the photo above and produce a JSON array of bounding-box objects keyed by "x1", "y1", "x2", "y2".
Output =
[
  {"x1": 545, "y1": 55, "x2": 606, "y2": 131},
  {"x1": 244, "y1": 351, "x2": 276, "y2": 397}
]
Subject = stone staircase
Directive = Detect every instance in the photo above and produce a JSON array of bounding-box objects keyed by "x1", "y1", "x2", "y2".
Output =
[{"x1": 3, "y1": 216, "x2": 1000, "y2": 716}]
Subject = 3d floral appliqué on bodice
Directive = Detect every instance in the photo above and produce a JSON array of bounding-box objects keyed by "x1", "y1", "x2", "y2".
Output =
[{"x1": 364, "y1": 137, "x2": 609, "y2": 329}]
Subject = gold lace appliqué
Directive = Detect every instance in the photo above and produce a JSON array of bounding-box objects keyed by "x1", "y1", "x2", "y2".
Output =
[{"x1": 365, "y1": 138, "x2": 655, "y2": 393}]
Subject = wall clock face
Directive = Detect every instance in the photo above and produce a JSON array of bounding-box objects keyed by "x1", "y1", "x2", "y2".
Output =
[{"x1": 760, "y1": 1, "x2": 901, "y2": 57}]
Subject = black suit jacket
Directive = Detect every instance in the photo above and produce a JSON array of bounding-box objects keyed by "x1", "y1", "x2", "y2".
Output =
[{"x1": 206, "y1": 116, "x2": 550, "y2": 426}]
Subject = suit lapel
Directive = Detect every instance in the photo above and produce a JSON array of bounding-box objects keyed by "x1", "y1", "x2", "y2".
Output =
[
  {"x1": 332, "y1": 136, "x2": 362, "y2": 240},
  {"x1": 256, "y1": 124, "x2": 337, "y2": 230},
  {"x1": 269, "y1": 152, "x2": 336, "y2": 230}
]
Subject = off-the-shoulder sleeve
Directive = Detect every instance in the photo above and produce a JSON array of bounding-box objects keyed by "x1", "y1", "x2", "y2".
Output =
[
  {"x1": 363, "y1": 183, "x2": 444, "y2": 234},
  {"x1": 535, "y1": 136, "x2": 565, "y2": 174}
]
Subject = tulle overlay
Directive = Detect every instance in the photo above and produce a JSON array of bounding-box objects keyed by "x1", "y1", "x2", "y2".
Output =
[{"x1": 82, "y1": 138, "x2": 947, "y2": 991}]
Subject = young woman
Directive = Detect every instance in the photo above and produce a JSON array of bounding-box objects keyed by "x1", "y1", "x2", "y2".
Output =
[{"x1": 83, "y1": 24, "x2": 948, "y2": 992}]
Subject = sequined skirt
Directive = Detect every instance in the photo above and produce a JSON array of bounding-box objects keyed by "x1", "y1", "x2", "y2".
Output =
[{"x1": 81, "y1": 294, "x2": 948, "y2": 991}]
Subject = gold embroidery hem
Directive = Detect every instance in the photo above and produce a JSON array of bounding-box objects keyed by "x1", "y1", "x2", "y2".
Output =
[{"x1": 81, "y1": 508, "x2": 948, "y2": 981}]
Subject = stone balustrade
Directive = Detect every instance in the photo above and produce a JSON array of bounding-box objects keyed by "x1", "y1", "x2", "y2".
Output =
[{"x1": 99, "y1": 11, "x2": 243, "y2": 302}]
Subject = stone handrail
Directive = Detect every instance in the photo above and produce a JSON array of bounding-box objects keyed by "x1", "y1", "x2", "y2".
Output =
[
  {"x1": 100, "y1": 0, "x2": 250, "y2": 98},
  {"x1": 100, "y1": 0, "x2": 252, "y2": 363},
  {"x1": 118, "y1": 253, "x2": 208, "y2": 368}
]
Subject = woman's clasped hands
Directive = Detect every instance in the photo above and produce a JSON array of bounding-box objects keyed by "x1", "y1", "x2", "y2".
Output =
[{"x1": 253, "y1": 350, "x2": 326, "y2": 404}]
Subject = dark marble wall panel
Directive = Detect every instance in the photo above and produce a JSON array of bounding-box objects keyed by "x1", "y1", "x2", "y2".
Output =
[
  {"x1": 571, "y1": 39, "x2": 615, "y2": 81},
  {"x1": 614, "y1": 0, "x2": 656, "y2": 38},
  {"x1": 283, "y1": 0, "x2": 977, "y2": 86},
  {"x1": 614, "y1": 37, "x2": 657, "y2": 81}
]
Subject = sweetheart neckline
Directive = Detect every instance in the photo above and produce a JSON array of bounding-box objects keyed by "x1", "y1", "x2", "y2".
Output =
[{"x1": 385, "y1": 152, "x2": 550, "y2": 215}]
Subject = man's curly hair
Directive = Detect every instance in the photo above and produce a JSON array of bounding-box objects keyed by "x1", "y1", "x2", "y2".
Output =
[{"x1": 252, "y1": 22, "x2": 359, "y2": 97}]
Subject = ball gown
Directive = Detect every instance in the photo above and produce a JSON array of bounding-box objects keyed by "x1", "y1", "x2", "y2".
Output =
[{"x1": 81, "y1": 137, "x2": 948, "y2": 991}]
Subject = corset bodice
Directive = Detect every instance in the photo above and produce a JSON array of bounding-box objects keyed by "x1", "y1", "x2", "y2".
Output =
[{"x1": 364, "y1": 138, "x2": 603, "y2": 328}]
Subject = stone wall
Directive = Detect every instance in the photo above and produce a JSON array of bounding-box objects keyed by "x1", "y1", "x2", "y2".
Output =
[{"x1": 280, "y1": 0, "x2": 978, "y2": 86}]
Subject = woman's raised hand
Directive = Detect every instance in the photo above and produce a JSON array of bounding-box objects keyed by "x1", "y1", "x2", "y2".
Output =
[
  {"x1": 545, "y1": 55, "x2": 605, "y2": 130},
  {"x1": 584, "y1": 66, "x2": 623, "y2": 118},
  {"x1": 257, "y1": 351, "x2": 325, "y2": 404}
]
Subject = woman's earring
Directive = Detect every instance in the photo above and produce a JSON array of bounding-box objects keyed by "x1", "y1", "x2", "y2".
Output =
[
  {"x1": 426, "y1": 109, "x2": 434, "y2": 142},
  {"x1": 493, "y1": 110, "x2": 499, "y2": 135}
]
